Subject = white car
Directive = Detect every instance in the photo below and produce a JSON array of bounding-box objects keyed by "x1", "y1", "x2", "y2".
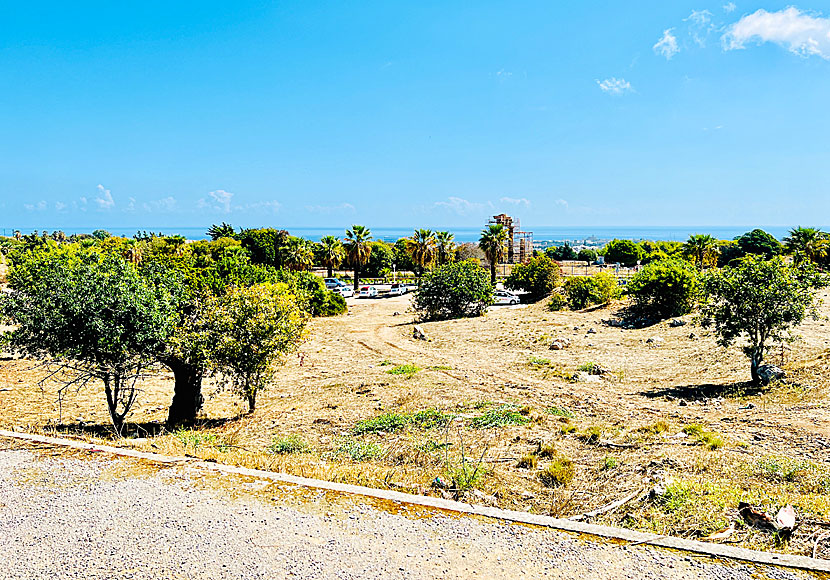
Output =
[
  {"x1": 358, "y1": 285, "x2": 378, "y2": 298},
  {"x1": 388, "y1": 283, "x2": 407, "y2": 296},
  {"x1": 334, "y1": 286, "x2": 354, "y2": 298},
  {"x1": 324, "y1": 278, "x2": 347, "y2": 290},
  {"x1": 493, "y1": 290, "x2": 520, "y2": 305}
]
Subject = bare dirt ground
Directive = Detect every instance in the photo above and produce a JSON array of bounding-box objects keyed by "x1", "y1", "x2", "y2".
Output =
[
  {"x1": 0, "y1": 439, "x2": 821, "y2": 580},
  {"x1": 2, "y1": 289, "x2": 830, "y2": 557}
]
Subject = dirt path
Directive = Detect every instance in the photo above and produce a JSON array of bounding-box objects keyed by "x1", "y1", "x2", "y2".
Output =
[{"x1": 0, "y1": 442, "x2": 817, "y2": 580}]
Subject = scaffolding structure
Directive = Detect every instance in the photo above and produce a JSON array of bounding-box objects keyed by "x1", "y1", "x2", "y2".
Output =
[{"x1": 488, "y1": 214, "x2": 533, "y2": 264}]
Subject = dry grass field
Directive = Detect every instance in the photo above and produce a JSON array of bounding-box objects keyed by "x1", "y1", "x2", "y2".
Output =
[{"x1": 2, "y1": 287, "x2": 830, "y2": 556}]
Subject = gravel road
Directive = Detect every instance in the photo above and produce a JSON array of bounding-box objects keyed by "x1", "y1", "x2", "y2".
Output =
[{"x1": 0, "y1": 443, "x2": 815, "y2": 580}]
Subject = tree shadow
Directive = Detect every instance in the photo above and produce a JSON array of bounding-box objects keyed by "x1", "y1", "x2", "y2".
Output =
[
  {"x1": 640, "y1": 380, "x2": 762, "y2": 401},
  {"x1": 52, "y1": 417, "x2": 236, "y2": 440}
]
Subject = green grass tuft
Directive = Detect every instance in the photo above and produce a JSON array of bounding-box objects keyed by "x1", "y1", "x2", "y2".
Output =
[
  {"x1": 268, "y1": 434, "x2": 309, "y2": 455},
  {"x1": 386, "y1": 364, "x2": 421, "y2": 377},
  {"x1": 538, "y1": 457, "x2": 575, "y2": 487},
  {"x1": 469, "y1": 406, "x2": 530, "y2": 429}
]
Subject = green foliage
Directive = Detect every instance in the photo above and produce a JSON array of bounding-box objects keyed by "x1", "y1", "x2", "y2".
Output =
[
  {"x1": 577, "y1": 248, "x2": 598, "y2": 263},
  {"x1": 273, "y1": 270, "x2": 346, "y2": 317},
  {"x1": 280, "y1": 237, "x2": 315, "y2": 271},
  {"x1": 413, "y1": 260, "x2": 493, "y2": 321},
  {"x1": 385, "y1": 363, "x2": 420, "y2": 377},
  {"x1": 268, "y1": 434, "x2": 310, "y2": 455},
  {"x1": 450, "y1": 461, "x2": 489, "y2": 491},
  {"x1": 1, "y1": 249, "x2": 176, "y2": 432},
  {"x1": 405, "y1": 229, "x2": 436, "y2": 278},
  {"x1": 238, "y1": 228, "x2": 289, "y2": 268},
  {"x1": 701, "y1": 255, "x2": 824, "y2": 384},
  {"x1": 683, "y1": 424, "x2": 724, "y2": 450},
  {"x1": 360, "y1": 241, "x2": 393, "y2": 278},
  {"x1": 601, "y1": 455, "x2": 619, "y2": 470},
  {"x1": 434, "y1": 231, "x2": 456, "y2": 265},
  {"x1": 504, "y1": 255, "x2": 562, "y2": 300},
  {"x1": 392, "y1": 238, "x2": 417, "y2": 273},
  {"x1": 335, "y1": 439, "x2": 385, "y2": 461},
  {"x1": 784, "y1": 226, "x2": 829, "y2": 265},
  {"x1": 207, "y1": 222, "x2": 236, "y2": 241},
  {"x1": 538, "y1": 457, "x2": 575, "y2": 487},
  {"x1": 627, "y1": 259, "x2": 700, "y2": 319},
  {"x1": 91, "y1": 229, "x2": 112, "y2": 240},
  {"x1": 736, "y1": 229, "x2": 781, "y2": 260},
  {"x1": 545, "y1": 406, "x2": 574, "y2": 418},
  {"x1": 316, "y1": 235, "x2": 345, "y2": 277},
  {"x1": 175, "y1": 429, "x2": 221, "y2": 450},
  {"x1": 352, "y1": 409, "x2": 452, "y2": 435},
  {"x1": 546, "y1": 292, "x2": 567, "y2": 311},
  {"x1": 479, "y1": 224, "x2": 508, "y2": 283},
  {"x1": 208, "y1": 282, "x2": 309, "y2": 411},
  {"x1": 683, "y1": 234, "x2": 719, "y2": 269},
  {"x1": 563, "y1": 272, "x2": 620, "y2": 309},
  {"x1": 469, "y1": 405, "x2": 529, "y2": 429},
  {"x1": 344, "y1": 225, "x2": 373, "y2": 289},
  {"x1": 545, "y1": 243, "x2": 577, "y2": 261},
  {"x1": 716, "y1": 240, "x2": 742, "y2": 267},
  {"x1": 602, "y1": 239, "x2": 644, "y2": 267}
]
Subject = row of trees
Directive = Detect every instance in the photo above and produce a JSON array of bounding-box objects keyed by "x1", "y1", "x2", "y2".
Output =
[
  {"x1": 0, "y1": 234, "x2": 341, "y2": 433},
  {"x1": 557, "y1": 227, "x2": 829, "y2": 269}
]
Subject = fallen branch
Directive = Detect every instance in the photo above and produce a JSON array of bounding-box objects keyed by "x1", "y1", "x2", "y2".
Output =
[
  {"x1": 595, "y1": 441, "x2": 638, "y2": 449},
  {"x1": 567, "y1": 487, "x2": 645, "y2": 522}
]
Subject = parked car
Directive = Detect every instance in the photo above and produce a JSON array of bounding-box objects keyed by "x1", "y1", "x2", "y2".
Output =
[
  {"x1": 493, "y1": 290, "x2": 520, "y2": 305},
  {"x1": 334, "y1": 286, "x2": 354, "y2": 298},
  {"x1": 324, "y1": 278, "x2": 347, "y2": 289},
  {"x1": 358, "y1": 285, "x2": 378, "y2": 298},
  {"x1": 389, "y1": 283, "x2": 407, "y2": 296}
]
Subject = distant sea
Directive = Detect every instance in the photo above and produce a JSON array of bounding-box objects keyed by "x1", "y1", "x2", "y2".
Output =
[{"x1": 0, "y1": 225, "x2": 813, "y2": 244}]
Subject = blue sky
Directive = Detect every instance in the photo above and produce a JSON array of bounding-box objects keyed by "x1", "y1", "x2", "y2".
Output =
[{"x1": 2, "y1": 1, "x2": 830, "y2": 231}]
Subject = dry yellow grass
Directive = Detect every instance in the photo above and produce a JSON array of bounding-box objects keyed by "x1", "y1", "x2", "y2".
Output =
[{"x1": 2, "y1": 289, "x2": 830, "y2": 556}]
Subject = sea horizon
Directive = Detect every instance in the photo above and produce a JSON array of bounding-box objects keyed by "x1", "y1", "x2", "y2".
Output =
[{"x1": 0, "y1": 224, "x2": 822, "y2": 244}]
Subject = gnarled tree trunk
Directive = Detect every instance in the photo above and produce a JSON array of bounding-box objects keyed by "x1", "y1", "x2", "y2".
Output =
[{"x1": 165, "y1": 360, "x2": 204, "y2": 426}]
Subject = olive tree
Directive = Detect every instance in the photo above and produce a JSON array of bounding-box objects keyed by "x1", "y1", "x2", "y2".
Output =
[
  {"x1": 413, "y1": 260, "x2": 493, "y2": 321},
  {"x1": 701, "y1": 256, "x2": 824, "y2": 385},
  {"x1": 1, "y1": 250, "x2": 176, "y2": 434},
  {"x1": 208, "y1": 282, "x2": 308, "y2": 412}
]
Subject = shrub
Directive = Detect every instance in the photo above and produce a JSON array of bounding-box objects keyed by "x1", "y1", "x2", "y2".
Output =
[
  {"x1": 268, "y1": 435, "x2": 309, "y2": 455},
  {"x1": 413, "y1": 260, "x2": 493, "y2": 321},
  {"x1": 335, "y1": 439, "x2": 385, "y2": 461},
  {"x1": 538, "y1": 457, "x2": 574, "y2": 487},
  {"x1": 627, "y1": 259, "x2": 700, "y2": 319},
  {"x1": 602, "y1": 239, "x2": 644, "y2": 267},
  {"x1": 386, "y1": 364, "x2": 420, "y2": 377},
  {"x1": 736, "y1": 229, "x2": 781, "y2": 259},
  {"x1": 547, "y1": 292, "x2": 567, "y2": 311},
  {"x1": 352, "y1": 409, "x2": 452, "y2": 435},
  {"x1": 504, "y1": 255, "x2": 562, "y2": 301},
  {"x1": 563, "y1": 272, "x2": 620, "y2": 309},
  {"x1": 469, "y1": 405, "x2": 529, "y2": 428},
  {"x1": 516, "y1": 453, "x2": 538, "y2": 469},
  {"x1": 577, "y1": 248, "x2": 597, "y2": 263},
  {"x1": 545, "y1": 243, "x2": 577, "y2": 261},
  {"x1": 238, "y1": 228, "x2": 289, "y2": 267}
]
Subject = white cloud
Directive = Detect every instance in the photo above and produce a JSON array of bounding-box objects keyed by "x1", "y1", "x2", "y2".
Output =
[
  {"x1": 236, "y1": 200, "x2": 281, "y2": 213},
  {"x1": 198, "y1": 189, "x2": 235, "y2": 213},
  {"x1": 95, "y1": 184, "x2": 115, "y2": 210},
  {"x1": 723, "y1": 7, "x2": 830, "y2": 59},
  {"x1": 653, "y1": 28, "x2": 680, "y2": 59},
  {"x1": 596, "y1": 77, "x2": 633, "y2": 95},
  {"x1": 305, "y1": 202, "x2": 356, "y2": 214},
  {"x1": 499, "y1": 197, "x2": 530, "y2": 207},
  {"x1": 125, "y1": 197, "x2": 136, "y2": 212},
  {"x1": 55, "y1": 201, "x2": 67, "y2": 212},
  {"x1": 723, "y1": 2, "x2": 737, "y2": 14},
  {"x1": 555, "y1": 199, "x2": 569, "y2": 208},
  {"x1": 142, "y1": 196, "x2": 177, "y2": 212},
  {"x1": 685, "y1": 9, "x2": 714, "y2": 47},
  {"x1": 433, "y1": 197, "x2": 494, "y2": 216},
  {"x1": 24, "y1": 201, "x2": 47, "y2": 211}
]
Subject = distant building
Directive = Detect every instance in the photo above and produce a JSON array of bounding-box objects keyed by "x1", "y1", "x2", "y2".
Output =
[{"x1": 488, "y1": 214, "x2": 533, "y2": 263}]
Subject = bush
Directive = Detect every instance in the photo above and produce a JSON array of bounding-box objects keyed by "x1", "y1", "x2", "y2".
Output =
[
  {"x1": 602, "y1": 239, "x2": 644, "y2": 267},
  {"x1": 538, "y1": 457, "x2": 574, "y2": 487},
  {"x1": 238, "y1": 228, "x2": 289, "y2": 267},
  {"x1": 545, "y1": 243, "x2": 577, "y2": 261},
  {"x1": 627, "y1": 259, "x2": 700, "y2": 319},
  {"x1": 504, "y1": 255, "x2": 562, "y2": 301},
  {"x1": 577, "y1": 248, "x2": 597, "y2": 263},
  {"x1": 547, "y1": 292, "x2": 567, "y2": 311},
  {"x1": 736, "y1": 229, "x2": 781, "y2": 260},
  {"x1": 563, "y1": 272, "x2": 620, "y2": 309},
  {"x1": 274, "y1": 270, "x2": 346, "y2": 317},
  {"x1": 413, "y1": 260, "x2": 493, "y2": 321}
]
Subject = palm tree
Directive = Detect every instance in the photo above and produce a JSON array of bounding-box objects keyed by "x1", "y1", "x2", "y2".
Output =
[
  {"x1": 479, "y1": 224, "x2": 508, "y2": 284},
  {"x1": 405, "y1": 229, "x2": 436, "y2": 280},
  {"x1": 435, "y1": 231, "x2": 456, "y2": 265},
  {"x1": 282, "y1": 238, "x2": 315, "y2": 271},
  {"x1": 683, "y1": 234, "x2": 719, "y2": 269},
  {"x1": 784, "y1": 226, "x2": 829, "y2": 265},
  {"x1": 344, "y1": 225, "x2": 373, "y2": 290},
  {"x1": 208, "y1": 222, "x2": 236, "y2": 240},
  {"x1": 123, "y1": 241, "x2": 143, "y2": 265},
  {"x1": 319, "y1": 235, "x2": 345, "y2": 278}
]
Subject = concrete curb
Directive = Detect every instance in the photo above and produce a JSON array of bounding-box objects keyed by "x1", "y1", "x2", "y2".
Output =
[{"x1": 2, "y1": 429, "x2": 829, "y2": 573}]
